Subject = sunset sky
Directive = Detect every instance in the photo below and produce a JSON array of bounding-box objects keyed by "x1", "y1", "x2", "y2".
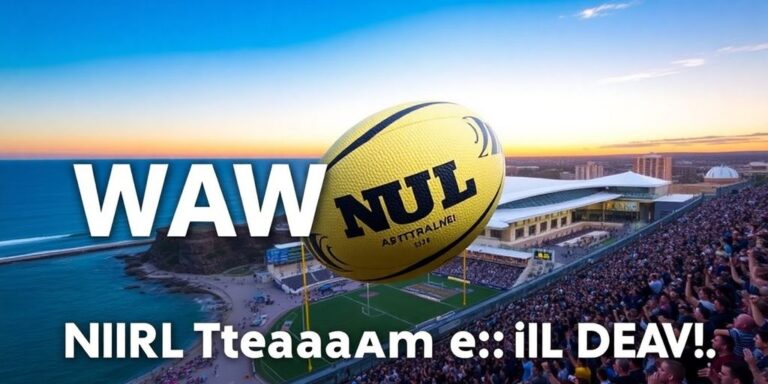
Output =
[{"x1": 1, "y1": 0, "x2": 766, "y2": 158}]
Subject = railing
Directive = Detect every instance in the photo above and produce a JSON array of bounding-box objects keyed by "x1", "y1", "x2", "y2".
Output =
[
  {"x1": 289, "y1": 194, "x2": 705, "y2": 384},
  {"x1": 615, "y1": 192, "x2": 658, "y2": 200}
]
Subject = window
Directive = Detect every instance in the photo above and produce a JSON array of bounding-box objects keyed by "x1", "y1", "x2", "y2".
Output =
[
  {"x1": 515, "y1": 228, "x2": 525, "y2": 238},
  {"x1": 490, "y1": 230, "x2": 503, "y2": 239},
  {"x1": 529, "y1": 225, "x2": 537, "y2": 235},
  {"x1": 540, "y1": 222, "x2": 548, "y2": 232},
  {"x1": 561, "y1": 217, "x2": 567, "y2": 226},
  {"x1": 551, "y1": 219, "x2": 558, "y2": 229}
]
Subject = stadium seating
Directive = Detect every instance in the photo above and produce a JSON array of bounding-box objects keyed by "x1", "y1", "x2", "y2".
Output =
[{"x1": 352, "y1": 185, "x2": 768, "y2": 384}]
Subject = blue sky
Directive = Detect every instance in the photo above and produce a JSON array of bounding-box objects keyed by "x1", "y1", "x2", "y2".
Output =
[
  {"x1": 1, "y1": 0, "x2": 766, "y2": 157},
  {"x1": 1, "y1": 0, "x2": 516, "y2": 68}
]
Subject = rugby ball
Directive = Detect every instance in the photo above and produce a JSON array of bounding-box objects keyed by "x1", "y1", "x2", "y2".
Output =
[{"x1": 305, "y1": 102, "x2": 505, "y2": 282}]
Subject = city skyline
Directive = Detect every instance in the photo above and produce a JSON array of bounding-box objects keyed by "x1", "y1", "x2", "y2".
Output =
[{"x1": 1, "y1": 0, "x2": 766, "y2": 158}]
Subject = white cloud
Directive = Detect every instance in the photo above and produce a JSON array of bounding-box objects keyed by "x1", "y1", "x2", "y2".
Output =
[
  {"x1": 600, "y1": 57, "x2": 706, "y2": 84},
  {"x1": 599, "y1": 69, "x2": 679, "y2": 84},
  {"x1": 577, "y1": 3, "x2": 633, "y2": 19},
  {"x1": 671, "y1": 58, "x2": 706, "y2": 67},
  {"x1": 718, "y1": 43, "x2": 768, "y2": 53}
]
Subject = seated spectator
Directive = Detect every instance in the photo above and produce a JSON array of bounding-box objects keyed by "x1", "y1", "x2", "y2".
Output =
[
  {"x1": 710, "y1": 297, "x2": 735, "y2": 330},
  {"x1": 687, "y1": 275, "x2": 717, "y2": 312},
  {"x1": 719, "y1": 360, "x2": 753, "y2": 384},
  {"x1": 710, "y1": 335, "x2": 738, "y2": 376},
  {"x1": 716, "y1": 314, "x2": 756, "y2": 358},
  {"x1": 353, "y1": 186, "x2": 768, "y2": 384},
  {"x1": 610, "y1": 359, "x2": 638, "y2": 384},
  {"x1": 649, "y1": 273, "x2": 664, "y2": 295},
  {"x1": 649, "y1": 360, "x2": 686, "y2": 384},
  {"x1": 529, "y1": 361, "x2": 550, "y2": 384},
  {"x1": 753, "y1": 330, "x2": 768, "y2": 369}
]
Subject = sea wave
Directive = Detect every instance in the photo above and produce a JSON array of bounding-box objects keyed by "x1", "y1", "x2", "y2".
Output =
[{"x1": 0, "y1": 234, "x2": 73, "y2": 247}]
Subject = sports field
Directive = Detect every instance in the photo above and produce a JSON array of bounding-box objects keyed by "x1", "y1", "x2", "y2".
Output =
[{"x1": 254, "y1": 273, "x2": 500, "y2": 383}]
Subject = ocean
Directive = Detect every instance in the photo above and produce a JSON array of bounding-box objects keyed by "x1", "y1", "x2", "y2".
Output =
[{"x1": 0, "y1": 159, "x2": 315, "y2": 384}]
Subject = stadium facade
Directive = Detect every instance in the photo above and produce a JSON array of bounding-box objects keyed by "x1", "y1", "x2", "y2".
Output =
[
  {"x1": 475, "y1": 171, "x2": 692, "y2": 249},
  {"x1": 266, "y1": 171, "x2": 694, "y2": 287}
]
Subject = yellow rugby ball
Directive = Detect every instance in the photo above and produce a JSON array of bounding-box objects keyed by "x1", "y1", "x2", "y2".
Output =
[{"x1": 305, "y1": 102, "x2": 505, "y2": 283}]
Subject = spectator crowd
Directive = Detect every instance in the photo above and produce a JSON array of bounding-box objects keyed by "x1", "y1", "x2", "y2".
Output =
[
  {"x1": 434, "y1": 258, "x2": 524, "y2": 289},
  {"x1": 146, "y1": 352, "x2": 217, "y2": 384},
  {"x1": 351, "y1": 185, "x2": 768, "y2": 384}
]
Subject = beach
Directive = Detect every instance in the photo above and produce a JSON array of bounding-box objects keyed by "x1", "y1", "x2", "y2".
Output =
[{"x1": 129, "y1": 263, "x2": 305, "y2": 384}]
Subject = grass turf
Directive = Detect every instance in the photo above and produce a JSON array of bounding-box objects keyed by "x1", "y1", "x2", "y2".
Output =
[{"x1": 254, "y1": 273, "x2": 499, "y2": 383}]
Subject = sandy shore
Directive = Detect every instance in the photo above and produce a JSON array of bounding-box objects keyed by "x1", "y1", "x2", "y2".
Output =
[{"x1": 127, "y1": 264, "x2": 303, "y2": 384}]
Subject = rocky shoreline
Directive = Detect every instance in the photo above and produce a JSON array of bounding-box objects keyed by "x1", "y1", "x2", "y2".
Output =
[
  {"x1": 139, "y1": 219, "x2": 293, "y2": 275},
  {"x1": 121, "y1": 257, "x2": 233, "y2": 384},
  {"x1": 121, "y1": 254, "x2": 227, "y2": 295},
  {"x1": 116, "y1": 218, "x2": 296, "y2": 384}
]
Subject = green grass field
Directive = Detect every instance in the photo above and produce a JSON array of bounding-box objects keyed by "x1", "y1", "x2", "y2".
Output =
[{"x1": 254, "y1": 274, "x2": 500, "y2": 383}]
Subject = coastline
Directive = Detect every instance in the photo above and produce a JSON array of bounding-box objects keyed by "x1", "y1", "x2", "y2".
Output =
[
  {"x1": 0, "y1": 240, "x2": 154, "y2": 265},
  {"x1": 123, "y1": 261, "x2": 304, "y2": 384},
  {"x1": 125, "y1": 263, "x2": 233, "y2": 384}
]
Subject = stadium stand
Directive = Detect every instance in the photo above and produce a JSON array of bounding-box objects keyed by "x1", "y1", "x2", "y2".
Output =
[
  {"x1": 339, "y1": 185, "x2": 768, "y2": 384},
  {"x1": 273, "y1": 268, "x2": 338, "y2": 292},
  {"x1": 434, "y1": 258, "x2": 524, "y2": 289}
]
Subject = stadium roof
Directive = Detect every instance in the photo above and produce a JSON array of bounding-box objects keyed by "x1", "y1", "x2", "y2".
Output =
[
  {"x1": 705, "y1": 165, "x2": 739, "y2": 179},
  {"x1": 467, "y1": 244, "x2": 532, "y2": 259},
  {"x1": 653, "y1": 194, "x2": 696, "y2": 203},
  {"x1": 500, "y1": 171, "x2": 669, "y2": 205},
  {"x1": 488, "y1": 192, "x2": 622, "y2": 228},
  {"x1": 274, "y1": 241, "x2": 301, "y2": 249}
]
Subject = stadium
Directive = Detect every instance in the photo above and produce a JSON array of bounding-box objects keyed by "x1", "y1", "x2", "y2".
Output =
[
  {"x1": 267, "y1": 171, "x2": 695, "y2": 295},
  {"x1": 250, "y1": 171, "x2": 763, "y2": 384}
]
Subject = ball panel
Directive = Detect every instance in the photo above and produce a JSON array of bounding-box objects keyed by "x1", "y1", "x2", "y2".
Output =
[
  {"x1": 305, "y1": 102, "x2": 505, "y2": 283},
  {"x1": 317, "y1": 119, "x2": 494, "y2": 269},
  {"x1": 359, "y1": 177, "x2": 503, "y2": 282},
  {"x1": 322, "y1": 102, "x2": 475, "y2": 168}
]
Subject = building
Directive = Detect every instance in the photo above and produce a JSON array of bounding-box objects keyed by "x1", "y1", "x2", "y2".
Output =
[
  {"x1": 747, "y1": 161, "x2": 768, "y2": 173},
  {"x1": 633, "y1": 154, "x2": 672, "y2": 181},
  {"x1": 476, "y1": 171, "x2": 693, "y2": 249},
  {"x1": 672, "y1": 164, "x2": 700, "y2": 184},
  {"x1": 266, "y1": 242, "x2": 342, "y2": 294},
  {"x1": 742, "y1": 162, "x2": 768, "y2": 182},
  {"x1": 506, "y1": 165, "x2": 540, "y2": 176},
  {"x1": 653, "y1": 194, "x2": 698, "y2": 219},
  {"x1": 670, "y1": 164, "x2": 745, "y2": 195},
  {"x1": 672, "y1": 165, "x2": 741, "y2": 195},
  {"x1": 704, "y1": 165, "x2": 740, "y2": 184},
  {"x1": 575, "y1": 161, "x2": 604, "y2": 180}
]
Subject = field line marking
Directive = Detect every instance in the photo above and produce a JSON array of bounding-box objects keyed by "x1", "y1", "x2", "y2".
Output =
[
  {"x1": 341, "y1": 294, "x2": 414, "y2": 326},
  {"x1": 285, "y1": 329, "x2": 333, "y2": 365},
  {"x1": 380, "y1": 283, "x2": 460, "y2": 310},
  {"x1": 260, "y1": 359, "x2": 287, "y2": 383}
]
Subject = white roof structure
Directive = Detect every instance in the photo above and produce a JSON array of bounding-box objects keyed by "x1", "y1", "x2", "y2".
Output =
[
  {"x1": 499, "y1": 171, "x2": 669, "y2": 205},
  {"x1": 485, "y1": 171, "x2": 671, "y2": 230},
  {"x1": 488, "y1": 192, "x2": 622, "y2": 229},
  {"x1": 653, "y1": 194, "x2": 696, "y2": 203},
  {"x1": 467, "y1": 244, "x2": 532, "y2": 259},
  {"x1": 705, "y1": 165, "x2": 739, "y2": 180},
  {"x1": 274, "y1": 242, "x2": 301, "y2": 249}
]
